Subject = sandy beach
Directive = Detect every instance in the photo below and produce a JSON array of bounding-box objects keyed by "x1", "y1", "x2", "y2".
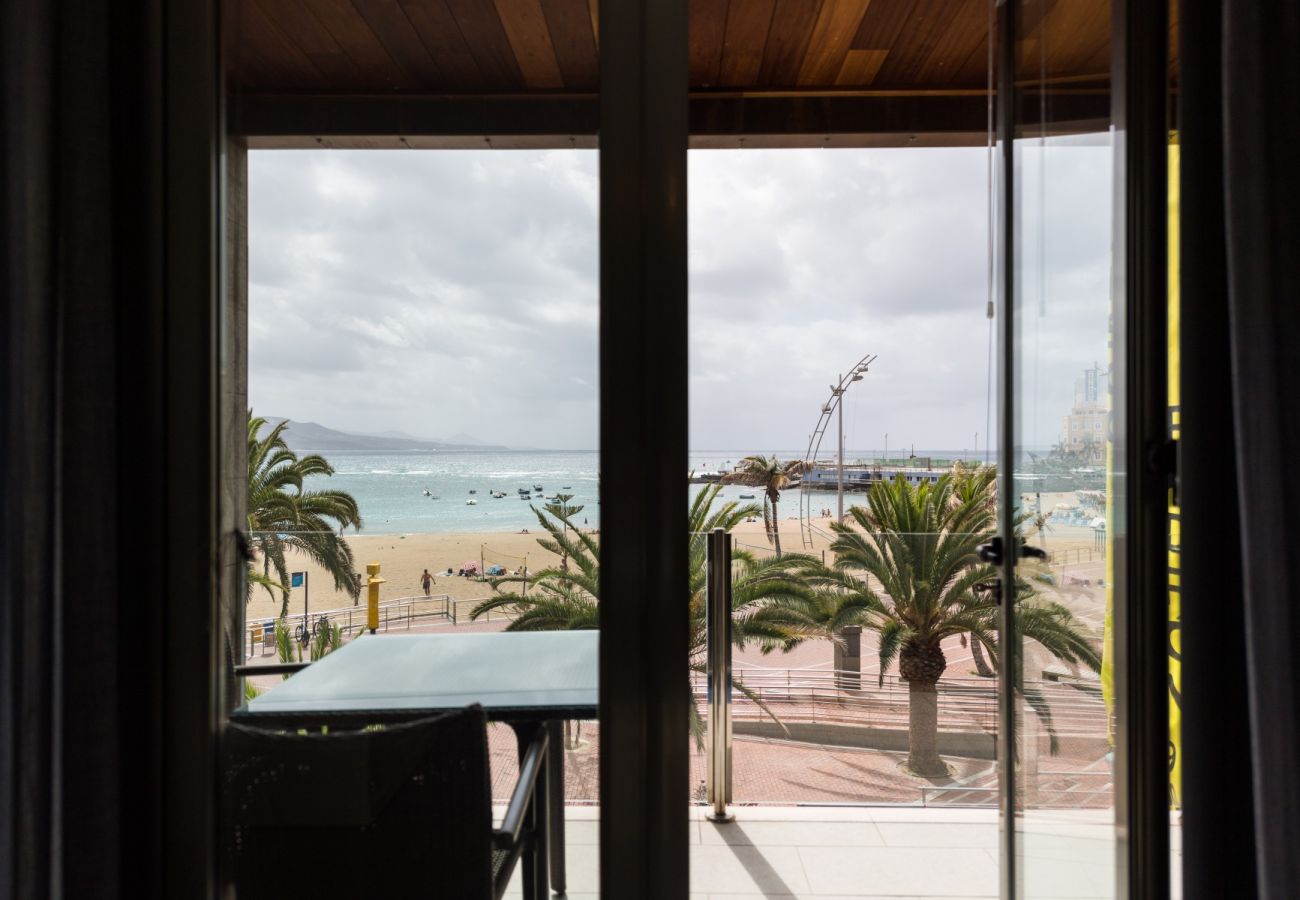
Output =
[
  {"x1": 248, "y1": 490, "x2": 1106, "y2": 683},
  {"x1": 245, "y1": 529, "x2": 571, "y2": 622}
]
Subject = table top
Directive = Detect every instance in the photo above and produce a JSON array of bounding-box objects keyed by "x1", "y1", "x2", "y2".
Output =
[{"x1": 237, "y1": 630, "x2": 598, "y2": 722}]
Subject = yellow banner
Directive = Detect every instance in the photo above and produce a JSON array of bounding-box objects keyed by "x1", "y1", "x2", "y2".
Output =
[
  {"x1": 1100, "y1": 140, "x2": 1182, "y2": 811},
  {"x1": 1167, "y1": 137, "x2": 1182, "y2": 808}
]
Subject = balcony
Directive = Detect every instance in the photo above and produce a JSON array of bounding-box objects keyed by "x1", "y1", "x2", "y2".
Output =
[{"x1": 500, "y1": 804, "x2": 1169, "y2": 898}]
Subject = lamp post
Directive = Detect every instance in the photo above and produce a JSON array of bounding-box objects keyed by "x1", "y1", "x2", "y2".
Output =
[{"x1": 826, "y1": 361, "x2": 873, "y2": 524}]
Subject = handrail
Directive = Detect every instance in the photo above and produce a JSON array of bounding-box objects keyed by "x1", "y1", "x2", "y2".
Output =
[
  {"x1": 494, "y1": 729, "x2": 549, "y2": 850},
  {"x1": 243, "y1": 593, "x2": 517, "y2": 645},
  {"x1": 685, "y1": 666, "x2": 1109, "y2": 737}
]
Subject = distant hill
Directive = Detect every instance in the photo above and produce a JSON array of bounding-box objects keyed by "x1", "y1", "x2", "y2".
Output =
[{"x1": 261, "y1": 418, "x2": 506, "y2": 454}]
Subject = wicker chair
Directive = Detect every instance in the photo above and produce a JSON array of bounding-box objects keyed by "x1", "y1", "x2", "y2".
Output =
[{"x1": 222, "y1": 705, "x2": 548, "y2": 899}]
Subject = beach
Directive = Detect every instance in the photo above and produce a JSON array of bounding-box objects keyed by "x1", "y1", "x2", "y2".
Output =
[{"x1": 248, "y1": 489, "x2": 1106, "y2": 677}]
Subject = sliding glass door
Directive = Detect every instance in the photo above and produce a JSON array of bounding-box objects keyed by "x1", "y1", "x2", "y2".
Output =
[{"x1": 995, "y1": 1, "x2": 1136, "y2": 897}]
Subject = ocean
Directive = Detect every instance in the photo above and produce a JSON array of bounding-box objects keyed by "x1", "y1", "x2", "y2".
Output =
[{"x1": 319, "y1": 449, "x2": 984, "y2": 534}]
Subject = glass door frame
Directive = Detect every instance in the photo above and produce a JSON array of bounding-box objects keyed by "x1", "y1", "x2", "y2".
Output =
[{"x1": 993, "y1": 0, "x2": 1173, "y2": 897}]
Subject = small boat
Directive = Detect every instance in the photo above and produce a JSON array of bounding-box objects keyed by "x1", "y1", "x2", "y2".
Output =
[
  {"x1": 520, "y1": 493, "x2": 531, "y2": 500},
  {"x1": 561, "y1": 485, "x2": 572, "y2": 490},
  {"x1": 533, "y1": 484, "x2": 544, "y2": 492},
  {"x1": 422, "y1": 489, "x2": 432, "y2": 497},
  {"x1": 466, "y1": 499, "x2": 477, "y2": 506},
  {"x1": 468, "y1": 489, "x2": 477, "y2": 494},
  {"x1": 492, "y1": 491, "x2": 507, "y2": 499},
  {"x1": 518, "y1": 488, "x2": 530, "y2": 495},
  {"x1": 739, "y1": 494, "x2": 756, "y2": 499}
]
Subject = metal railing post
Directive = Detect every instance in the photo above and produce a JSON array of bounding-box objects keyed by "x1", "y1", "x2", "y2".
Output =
[{"x1": 706, "y1": 528, "x2": 734, "y2": 822}]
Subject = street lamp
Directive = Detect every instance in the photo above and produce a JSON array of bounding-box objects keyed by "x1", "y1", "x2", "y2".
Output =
[{"x1": 826, "y1": 358, "x2": 875, "y2": 524}]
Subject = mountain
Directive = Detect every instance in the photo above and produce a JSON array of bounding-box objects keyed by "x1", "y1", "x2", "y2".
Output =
[{"x1": 262, "y1": 418, "x2": 506, "y2": 454}]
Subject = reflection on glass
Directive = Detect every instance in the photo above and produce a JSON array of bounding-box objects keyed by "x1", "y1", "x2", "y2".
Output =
[{"x1": 1010, "y1": 1, "x2": 1119, "y2": 896}]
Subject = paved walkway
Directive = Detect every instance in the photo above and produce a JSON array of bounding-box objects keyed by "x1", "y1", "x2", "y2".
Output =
[
  {"x1": 487, "y1": 725, "x2": 1109, "y2": 809},
  {"x1": 500, "y1": 805, "x2": 1175, "y2": 898}
]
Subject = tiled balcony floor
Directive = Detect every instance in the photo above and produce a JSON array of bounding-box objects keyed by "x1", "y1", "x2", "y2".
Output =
[{"x1": 502, "y1": 805, "x2": 1179, "y2": 899}]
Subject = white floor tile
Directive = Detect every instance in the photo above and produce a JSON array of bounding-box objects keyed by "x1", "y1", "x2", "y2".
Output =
[
  {"x1": 798, "y1": 845, "x2": 997, "y2": 897},
  {"x1": 700, "y1": 820, "x2": 885, "y2": 847},
  {"x1": 875, "y1": 822, "x2": 998, "y2": 849},
  {"x1": 690, "y1": 844, "x2": 812, "y2": 894}
]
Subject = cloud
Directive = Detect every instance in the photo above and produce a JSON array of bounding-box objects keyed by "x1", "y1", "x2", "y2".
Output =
[{"x1": 250, "y1": 143, "x2": 1113, "y2": 453}]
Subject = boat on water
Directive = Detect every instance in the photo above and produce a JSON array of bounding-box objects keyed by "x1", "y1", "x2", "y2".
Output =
[
  {"x1": 466, "y1": 499, "x2": 477, "y2": 506},
  {"x1": 561, "y1": 485, "x2": 572, "y2": 490},
  {"x1": 468, "y1": 489, "x2": 477, "y2": 494},
  {"x1": 533, "y1": 484, "x2": 544, "y2": 491},
  {"x1": 422, "y1": 489, "x2": 432, "y2": 497},
  {"x1": 520, "y1": 493, "x2": 531, "y2": 500},
  {"x1": 739, "y1": 494, "x2": 756, "y2": 499},
  {"x1": 491, "y1": 491, "x2": 507, "y2": 499}
]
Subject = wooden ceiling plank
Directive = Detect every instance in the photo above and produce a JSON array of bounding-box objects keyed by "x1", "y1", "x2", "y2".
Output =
[
  {"x1": 239, "y1": 0, "x2": 328, "y2": 88},
  {"x1": 494, "y1": 0, "x2": 565, "y2": 89},
  {"x1": 352, "y1": 0, "x2": 447, "y2": 87},
  {"x1": 398, "y1": 0, "x2": 485, "y2": 91},
  {"x1": 835, "y1": 48, "x2": 888, "y2": 85},
  {"x1": 869, "y1": 0, "x2": 958, "y2": 87},
  {"x1": 795, "y1": 0, "x2": 871, "y2": 86},
  {"x1": 758, "y1": 0, "x2": 823, "y2": 86},
  {"x1": 718, "y1": 0, "x2": 777, "y2": 87},
  {"x1": 257, "y1": 0, "x2": 359, "y2": 83},
  {"x1": 540, "y1": 0, "x2": 599, "y2": 88},
  {"x1": 445, "y1": 0, "x2": 526, "y2": 89},
  {"x1": 689, "y1": 0, "x2": 729, "y2": 88},
  {"x1": 304, "y1": 0, "x2": 415, "y2": 89},
  {"x1": 1043, "y1": 2, "x2": 1110, "y2": 76},
  {"x1": 909, "y1": 0, "x2": 988, "y2": 87},
  {"x1": 851, "y1": 0, "x2": 910, "y2": 51}
]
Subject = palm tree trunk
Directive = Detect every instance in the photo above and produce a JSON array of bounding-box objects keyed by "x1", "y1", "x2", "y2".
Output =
[
  {"x1": 771, "y1": 496, "x2": 782, "y2": 558},
  {"x1": 971, "y1": 635, "x2": 995, "y2": 677},
  {"x1": 907, "y1": 680, "x2": 947, "y2": 775}
]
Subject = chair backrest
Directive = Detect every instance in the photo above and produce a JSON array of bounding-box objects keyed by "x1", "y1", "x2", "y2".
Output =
[{"x1": 222, "y1": 706, "x2": 493, "y2": 900}]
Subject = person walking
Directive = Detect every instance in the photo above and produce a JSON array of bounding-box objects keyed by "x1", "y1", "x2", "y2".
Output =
[{"x1": 420, "y1": 568, "x2": 434, "y2": 596}]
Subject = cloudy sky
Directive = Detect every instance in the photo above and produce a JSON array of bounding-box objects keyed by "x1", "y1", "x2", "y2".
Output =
[{"x1": 249, "y1": 143, "x2": 1111, "y2": 453}]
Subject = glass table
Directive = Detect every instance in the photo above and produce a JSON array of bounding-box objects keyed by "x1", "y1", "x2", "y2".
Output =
[{"x1": 233, "y1": 630, "x2": 598, "y2": 895}]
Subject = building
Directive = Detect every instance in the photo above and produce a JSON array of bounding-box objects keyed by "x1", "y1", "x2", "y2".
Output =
[{"x1": 1061, "y1": 364, "x2": 1111, "y2": 459}]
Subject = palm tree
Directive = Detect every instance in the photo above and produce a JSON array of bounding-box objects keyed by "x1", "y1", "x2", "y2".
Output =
[
  {"x1": 1031, "y1": 508, "x2": 1054, "y2": 555},
  {"x1": 472, "y1": 485, "x2": 824, "y2": 745},
  {"x1": 950, "y1": 462, "x2": 996, "y2": 677},
  {"x1": 824, "y1": 469, "x2": 1100, "y2": 776},
  {"x1": 543, "y1": 493, "x2": 585, "y2": 571},
  {"x1": 721, "y1": 455, "x2": 805, "y2": 557},
  {"x1": 247, "y1": 414, "x2": 363, "y2": 617}
]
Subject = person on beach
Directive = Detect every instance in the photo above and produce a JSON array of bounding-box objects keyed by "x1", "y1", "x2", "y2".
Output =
[{"x1": 421, "y1": 569, "x2": 433, "y2": 596}]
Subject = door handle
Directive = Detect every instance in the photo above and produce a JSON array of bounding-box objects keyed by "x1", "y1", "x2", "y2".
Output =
[
  {"x1": 973, "y1": 579, "x2": 1002, "y2": 605},
  {"x1": 976, "y1": 535, "x2": 1048, "y2": 564},
  {"x1": 977, "y1": 536, "x2": 1003, "y2": 564}
]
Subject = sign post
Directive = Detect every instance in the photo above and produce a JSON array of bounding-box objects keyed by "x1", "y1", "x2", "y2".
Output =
[{"x1": 291, "y1": 571, "x2": 308, "y2": 645}]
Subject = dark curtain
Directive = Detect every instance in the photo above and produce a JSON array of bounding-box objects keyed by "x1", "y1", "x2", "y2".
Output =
[
  {"x1": 1181, "y1": 1, "x2": 1300, "y2": 898},
  {"x1": 0, "y1": 0, "x2": 220, "y2": 897}
]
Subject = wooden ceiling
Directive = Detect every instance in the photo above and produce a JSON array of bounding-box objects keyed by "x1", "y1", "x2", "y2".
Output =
[{"x1": 228, "y1": 0, "x2": 1119, "y2": 145}]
